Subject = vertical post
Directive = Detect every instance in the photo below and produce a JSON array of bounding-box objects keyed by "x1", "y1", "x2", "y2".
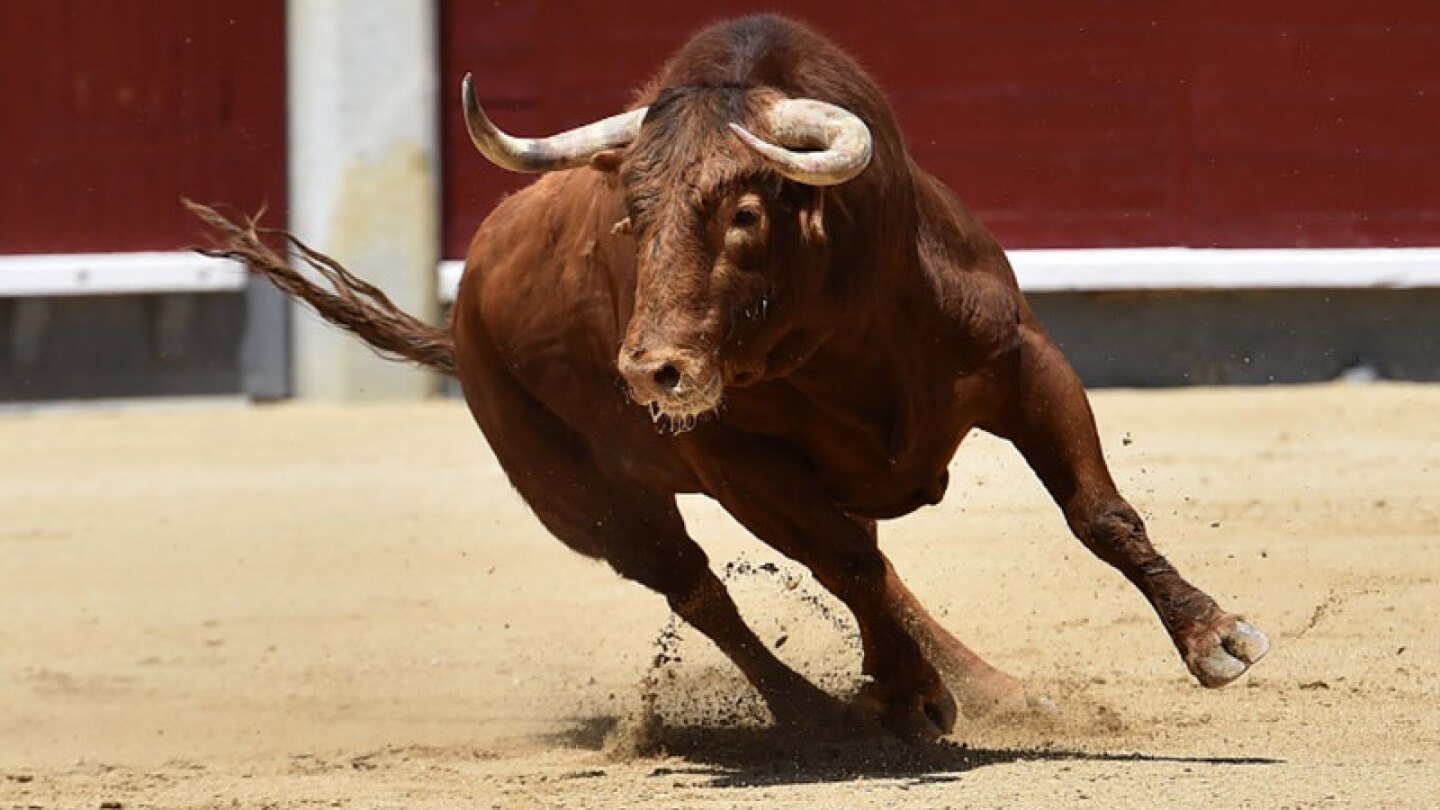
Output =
[
  {"x1": 240, "y1": 278, "x2": 290, "y2": 400},
  {"x1": 286, "y1": 0, "x2": 439, "y2": 400}
]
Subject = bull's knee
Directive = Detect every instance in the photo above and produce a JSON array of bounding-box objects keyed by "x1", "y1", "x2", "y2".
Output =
[
  {"x1": 606, "y1": 540, "x2": 711, "y2": 601},
  {"x1": 811, "y1": 546, "x2": 887, "y2": 598},
  {"x1": 665, "y1": 573, "x2": 735, "y2": 627},
  {"x1": 1083, "y1": 501, "x2": 1144, "y2": 538},
  {"x1": 1072, "y1": 501, "x2": 1151, "y2": 562}
]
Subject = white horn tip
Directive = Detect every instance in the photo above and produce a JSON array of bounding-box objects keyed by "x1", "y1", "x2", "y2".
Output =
[
  {"x1": 729, "y1": 106, "x2": 872, "y2": 187},
  {"x1": 728, "y1": 122, "x2": 758, "y2": 146},
  {"x1": 728, "y1": 123, "x2": 786, "y2": 163},
  {"x1": 461, "y1": 73, "x2": 478, "y2": 115}
]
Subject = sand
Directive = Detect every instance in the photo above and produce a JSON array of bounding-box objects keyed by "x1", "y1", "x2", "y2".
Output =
[{"x1": 2, "y1": 383, "x2": 1438, "y2": 808}]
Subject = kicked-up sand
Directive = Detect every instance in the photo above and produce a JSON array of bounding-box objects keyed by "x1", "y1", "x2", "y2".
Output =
[{"x1": 2, "y1": 383, "x2": 1437, "y2": 807}]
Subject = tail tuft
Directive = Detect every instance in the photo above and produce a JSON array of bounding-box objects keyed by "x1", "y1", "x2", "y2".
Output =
[{"x1": 186, "y1": 200, "x2": 456, "y2": 375}]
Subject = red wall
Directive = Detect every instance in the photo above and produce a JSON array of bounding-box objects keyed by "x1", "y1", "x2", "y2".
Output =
[
  {"x1": 4, "y1": 3, "x2": 1432, "y2": 260},
  {"x1": 440, "y1": 1, "x2": 1440, "y2": 257},
  {"x1": 0, "y1": 1, "x2": 287, "y2": 255}
]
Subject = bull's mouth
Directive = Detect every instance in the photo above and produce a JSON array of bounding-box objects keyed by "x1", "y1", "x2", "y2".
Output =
[{"x1": 638, "y1": 372, "x2": 725, "y2": 434}]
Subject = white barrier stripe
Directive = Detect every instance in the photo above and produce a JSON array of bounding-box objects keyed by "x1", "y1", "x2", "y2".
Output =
[
  {"x1": 438, "y1": 248, "x2": 1440, "y2": 301},
  {"x1": 439, "y1": 260, "x2": 465, "y2": 303},
  {"x1": 0, "y1": 253, "x2": 246, "y2": 297},
  {"x1": 1009, "y1": 248, "x2": 1440, "y2": 292},
  {"x1": 4, "y1": 248, "x2": 1437, "y2": 300}
]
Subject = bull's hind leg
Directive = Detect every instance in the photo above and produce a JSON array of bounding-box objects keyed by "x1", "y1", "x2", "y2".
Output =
[
  {"x1": 453, "y1": 340, "x2": 836, "y2": 727},
  {"x1": 849, "y1": 518, "x2": 1031, "y2": 718},
  {"x1": 986, "y1": 325, "x2": 1269, "y2": 687}
]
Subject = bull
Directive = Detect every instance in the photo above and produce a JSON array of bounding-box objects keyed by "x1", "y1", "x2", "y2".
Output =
[{"x1": 193, "y1": 15, "x2": 1267, "y2": 740}]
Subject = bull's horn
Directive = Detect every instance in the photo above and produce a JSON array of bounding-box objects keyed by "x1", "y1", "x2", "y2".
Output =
[
  {"x1": 728, "y1": 98, "x2": 873, "y2": 186},
  {"x1": 462, "y1": 73, "x2": 647, "y2": 172}
]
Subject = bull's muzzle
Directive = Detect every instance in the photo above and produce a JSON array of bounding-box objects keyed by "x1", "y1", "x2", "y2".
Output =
[{"x1": 618, "y1": 345, "x2": 722, "y2": 428}]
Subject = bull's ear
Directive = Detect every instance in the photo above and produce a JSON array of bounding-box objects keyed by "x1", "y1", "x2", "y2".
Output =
[
  {"x1": 589, "y1": 148, "x2": 626, "y2": 174},
  {"x1": 800, "y1": 188, "x2": 827, "y2": 245}
]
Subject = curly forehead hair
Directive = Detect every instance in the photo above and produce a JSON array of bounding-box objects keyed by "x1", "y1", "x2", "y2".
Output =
[{"x1": 620, "y1": 84, "x2": 784, "y2": 232}]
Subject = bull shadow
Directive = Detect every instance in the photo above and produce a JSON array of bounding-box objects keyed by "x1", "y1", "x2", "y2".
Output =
[{"x1": 547, "y1": 714, "x2": 1282, "y2": 789}]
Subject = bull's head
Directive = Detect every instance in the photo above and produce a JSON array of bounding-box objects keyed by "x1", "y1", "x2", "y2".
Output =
[{"x1": 461, "y1": 76, "x2": 873, "y2": 432}]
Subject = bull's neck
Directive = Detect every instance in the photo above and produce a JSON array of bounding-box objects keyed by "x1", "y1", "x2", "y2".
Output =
[
  {"x1": 782, "y1": 160, "x2": 963, "y2": 394},
  {"x1": 803, "y1": 239, "x2": 941, "y2": 388}
]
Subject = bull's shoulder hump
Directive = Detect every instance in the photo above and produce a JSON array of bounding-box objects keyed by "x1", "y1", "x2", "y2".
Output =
[{"x1": 462, "y1": 171, "x2": 630, "y2": 360}]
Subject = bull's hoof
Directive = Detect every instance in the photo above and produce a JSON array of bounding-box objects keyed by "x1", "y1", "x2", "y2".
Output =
[
  {"x1": 856, "y1": 677, "x2": 958, "y2": 742},
  {"x1": 1186, "y1": 617, "x2": 1270, "y2": 688},
  {"x1": 947, "y1": 667, "x2": 1034, "y2": 720}
]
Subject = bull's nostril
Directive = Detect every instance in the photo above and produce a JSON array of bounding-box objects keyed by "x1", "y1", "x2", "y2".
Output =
[{"x1": 653, "y1": 363, "x2": 682, "y2": 392}]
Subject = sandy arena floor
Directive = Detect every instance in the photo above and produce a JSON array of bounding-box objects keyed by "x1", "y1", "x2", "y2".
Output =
[{"x1": 3, "y1": 383, "x2": 1438, "y2": 808}]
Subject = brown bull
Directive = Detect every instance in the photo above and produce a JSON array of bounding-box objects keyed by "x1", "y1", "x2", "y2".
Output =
[{"x1": 193, "y1": 15, "x2": 1267, "y2": 740}]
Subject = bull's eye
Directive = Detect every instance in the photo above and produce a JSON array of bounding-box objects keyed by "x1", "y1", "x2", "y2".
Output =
[{"x1": 731, "y1": 206, "x2": 762, "y2": 229}]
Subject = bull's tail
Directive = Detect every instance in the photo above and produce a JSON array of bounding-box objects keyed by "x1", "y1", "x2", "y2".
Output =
[{"x1": 186, "y1": 200, "x2": 456, "y2": 375}]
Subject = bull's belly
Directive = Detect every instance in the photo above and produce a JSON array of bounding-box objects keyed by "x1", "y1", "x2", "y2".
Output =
[
  {"x1": 824, "y1": 465, "x2": 953, "y2": 520},
  {"x1": 713, "y1": 378, "x2": 975, "y2": 519},
  {"x1": 803, "y1": 416, "x2": 971, "y2": 520}
]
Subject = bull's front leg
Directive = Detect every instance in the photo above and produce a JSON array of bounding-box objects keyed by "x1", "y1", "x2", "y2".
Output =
[
  {"x1": 985, "y1": 325, "x2": 1269, "y2": 687},
  {"x1": 679, "y1": 432, "x2": 960, "y2": 741}
]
